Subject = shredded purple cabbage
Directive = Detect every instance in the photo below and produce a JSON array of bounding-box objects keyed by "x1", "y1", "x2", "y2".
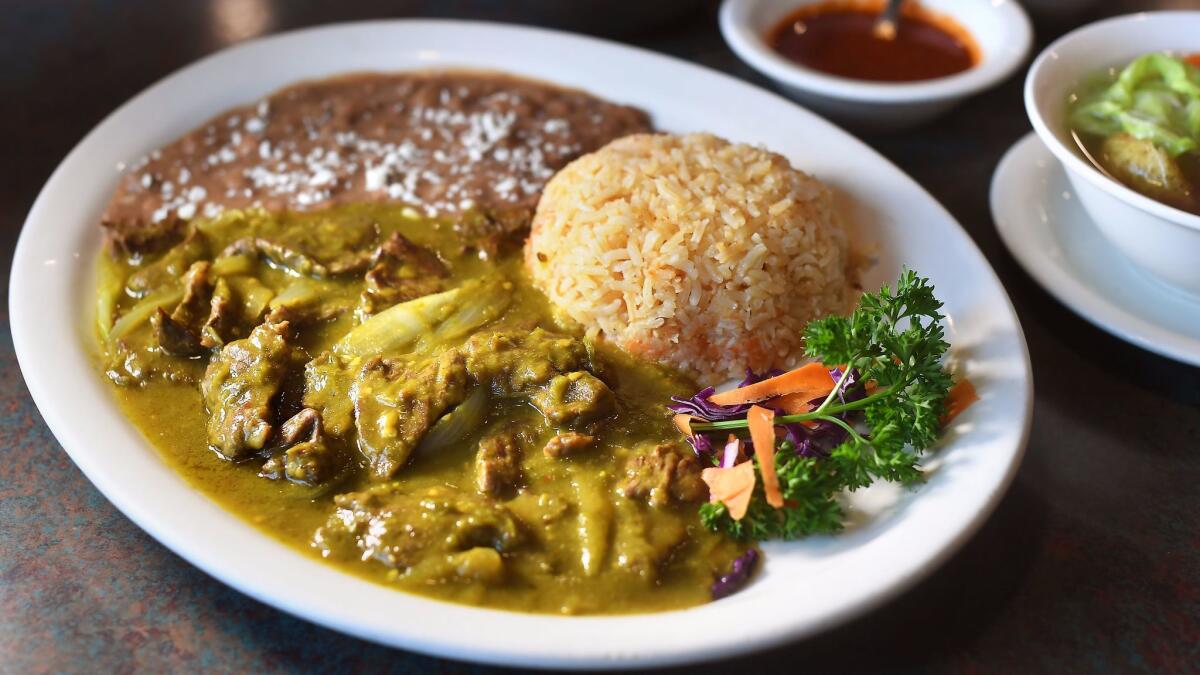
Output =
[
  {"x1": 667, "y1": 386, "x2": 750, "y2": 421},
  {"x1": 668, "y1": 369, "x2": 786, "y2": 420},
  {"x1": 784, "y1": 419, "x2": 846, "y2": 457},
  {"x1": 777, "y1": 368, "x2": 867, "y2": 457},
  {"x1": 712, "y1": 548, "x2": 760, "y2": 599},
  {"x1": 691, "y1": 432, "x2": 714, "y2": 457},
  {"x1": 720, "y1": 436, "x2": 742, "y2": 468},
  {"x1": 670, "y1": 367, "x2": 866, "y2": 459},
  {"x1": 739, "y1": 368, "x2": 786, "y2": 387},
  {"x1": 669, "y1": 370, "x2": 786, "y2": 456},
  {"x1": 670, "y1": 370, "x2": 783, "y2": 456},
  {"x1": 828, "y1": 367, "x2": 866, "y2": 406}
]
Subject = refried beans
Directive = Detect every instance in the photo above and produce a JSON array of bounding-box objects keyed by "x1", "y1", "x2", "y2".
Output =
[{"x1": 103, "y1": 71, "x2": 651, "y2": 253}]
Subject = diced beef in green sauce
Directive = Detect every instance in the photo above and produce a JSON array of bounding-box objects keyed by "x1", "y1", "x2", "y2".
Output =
[
  {"x1": 618, "y1": 442, "x2": 708, "y2": 507},
  {"x1": 302, "y1": 351, "x2": 356, "y2": 437},
  {"x1": 542, "y1": 432, "x2": 596, "y2": 459},
  {"x1": 475, "y1": 429, "x2": 525, "y2": 496},
  {"x1": 359, "y1": 232, "x2": 449, "y2": 318},
  {"x1": 97, "y1": 195, "x2": 746, "y2": 614},
  {"x1": 314, "y1": 484, "x2": 523, "y2": 585},
  {"x1": 200, "y1": 277, "x2": 242, "y2": 348},
  {"x1": 530, "y1": 372, "x2": 614, "y2": 427},
  {"x1": 151, "y1": 308, "x2": 206, "y2": 357},
  {"x1": 260, "y1": 407, "x2": 341, "y2": 485},
  {"x1": 352, "y1": 350, "x2": 469, "y2": 479},
  {"x1": 150, "y1": 260, "x2": 212, "y2": 357},
  {"x1": 462, "y1": 328, "x2": 615, "y2": 429},
  {"x1": 124, "y1": 227, "x2": 208, "y2": 296},
  {"x1": 212, "y1": 213, "x2": 380, "y2": 279},
  {"x1": 201, "y1": 319, "x2": 302, "y2": 459},
  {"x1": 221, "y1": 237, "x2": 344, "y2": 279}
]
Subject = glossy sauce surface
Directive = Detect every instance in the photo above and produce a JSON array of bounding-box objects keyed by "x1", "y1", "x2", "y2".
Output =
[
  {"x1": 97, "y1": 204, "x2": 744, "y2": 615},
  {"x1": 768, "y1": 2, "x2": 977, "y2": 82}
]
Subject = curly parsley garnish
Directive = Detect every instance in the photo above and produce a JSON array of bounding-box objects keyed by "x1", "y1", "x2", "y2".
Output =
[{"x1": 690, "y1": 270, "x2": 954, "y2": 540}]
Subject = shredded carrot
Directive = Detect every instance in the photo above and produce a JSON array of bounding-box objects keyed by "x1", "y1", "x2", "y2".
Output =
[
  {"x1": 749, "y1": 405, "x2": 784, "y2": 509},
  {"x1": 708, "y1": 362, "x2": 835, "y2": 406},
  {"x1": 672, "y1": 413, "x2": 693, "y2": 437},
  {"x1": 772, "y1": 391, "x2": 821, "y2": 415},
  {"x1": 940, "y1": 378, "x2": 979, "y2": 425},
  {"x1": 1185, "y1": 53, "x2": 1200, "y2": 68},
  {"x1": 701, "y1": 460, "x2": 756, "y2": 520}
]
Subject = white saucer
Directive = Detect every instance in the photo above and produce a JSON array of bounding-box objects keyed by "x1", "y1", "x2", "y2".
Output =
[{"x1": 991, "y1": 133, "x2": 1200, "y2": 366}]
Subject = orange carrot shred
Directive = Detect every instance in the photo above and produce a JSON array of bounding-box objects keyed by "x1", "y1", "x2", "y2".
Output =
[
  {"x1": 773, "y1": 391, "x2": 823, "y2": 415},
  {"x1": 941, "y1": 378, "x2": 979, "y2": 425},
  {"x1": 1185, "y1": 53, "x2": 1200, "y2": 68},
  {"x1": 749, "y1": 405, "x2": 784, "y2": 509},
  {"x1": 701, "y1": 461, "x2": 756, "y2": 521},
  {"x1": 707, "y1": 362, "x2": 835, "y2": 406},
  {"x1": 672, "y1": 413, "x2": 694, "y2": 438}
]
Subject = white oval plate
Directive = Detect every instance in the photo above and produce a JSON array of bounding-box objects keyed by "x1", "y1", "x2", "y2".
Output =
[
  {"x1": 992, "y1": 133, "x2": 1200, "y2": 366},
  {"x1": 11, "y1": 20, "x2": 1032, "y2": 669}
]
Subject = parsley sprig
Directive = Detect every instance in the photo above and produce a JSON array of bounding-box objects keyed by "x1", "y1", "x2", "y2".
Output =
[{"x1": 696, "y1": 270, "x2": 953, "y2": 540}]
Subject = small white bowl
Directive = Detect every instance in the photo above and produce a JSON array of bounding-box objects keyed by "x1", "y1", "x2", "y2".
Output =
[
  {"x1": 1025, "y1": 11, "x2": 1200, "y2": 299},
  {"x1": 719, "y1": 0, "x2": 1032, "y2": 131}
]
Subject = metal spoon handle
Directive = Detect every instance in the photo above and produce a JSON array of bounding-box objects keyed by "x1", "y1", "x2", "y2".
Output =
[{"x1": 873, "y1": 0, "x2": 904, "y2": 40}]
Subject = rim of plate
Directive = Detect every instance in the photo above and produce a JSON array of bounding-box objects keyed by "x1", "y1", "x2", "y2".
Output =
[
  {"x1": 10, "y1": 19, "x2": 1032, "y2": 669},
  {"x1": 991, "y1": 132, "x2": 1200, "y2": 367}
]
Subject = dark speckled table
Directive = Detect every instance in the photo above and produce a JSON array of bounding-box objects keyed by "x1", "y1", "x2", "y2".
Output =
[{"x1": 3, "y1": 1, "x2": 1199, "y2": 672}]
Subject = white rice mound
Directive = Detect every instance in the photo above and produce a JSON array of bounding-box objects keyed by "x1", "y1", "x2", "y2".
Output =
[{"x1": 525, "y1": 132, "x2": 853, "y2": 382}]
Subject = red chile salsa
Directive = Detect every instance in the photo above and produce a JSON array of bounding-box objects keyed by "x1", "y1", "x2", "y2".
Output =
[{"x1": 767, "y1": 1, "x2": 978, "y2": 83}]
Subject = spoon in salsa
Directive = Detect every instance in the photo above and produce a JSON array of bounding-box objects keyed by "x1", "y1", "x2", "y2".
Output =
[{"x1": 872, "y1": 0, "x2": 904, "y2": 40}]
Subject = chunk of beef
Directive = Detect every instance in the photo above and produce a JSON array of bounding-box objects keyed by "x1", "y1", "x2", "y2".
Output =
[
  {"x1": 195, "y1": 275, "x2": 277, "y2": 349},
  {"x1": 359, "y1": 232, "x2": 449, "y2": 317},
  {"x1": 200, "y1": 277, "x2": 237, "y2": 348},
  {"x1": 201, "y1": 319, "x2": 300, "y2": 459},
  {"x1": 172, "y1": 261, "x2": 212, "y2": 326},
  {"x1": 352, "y1": 350, "x2": 469, "y2": 479},
  {"x1": 106, "y1": 332, "x2": 204, "y2": 385},
  {"x1": 151, "y1": 308, "x2": 206, "y2": 357},
  {"x1": 530, "y1": 372, "x2": 614, "y2": 427},
  {"x1": 542, "y1": 432, "x2": 596, "y2": 459},
  {"x1": 463, "y1": 327, "x2": 589, "y2": 389},
  {"x1": 476, "y1": 430, "x2": 524, "y2": 496},
  {"x1": 302, "y1": 351, "x2": 356, "y2": 437},
  {"x1": 151, "y1": 261, "x2": 213, "y2": 356},
  {"x1": 462, "y1": 328, "x2": 615, "y2": 429},
  {"x1": 313, "y1": 484, "x2": 522, "y2": 584},
  {"x1": 453, "y1": 207, "x2": 531, "y2": 259},
  {"x1": 263, "y1": 278, "x2": 353, "y2": 325},
  {"x1": 222, "y1": 237, "x2": 333, "y2": 278},
  {"x1": 107, "y1": 256, "x2": 214, "y2": 384},
  {"x1": 103, "y1": 214, "x2": 188, "y2": 258},
  {"x1": 618, "y1": 442, "x2": 708, "y2": 507},
  {"x1": 125, "y1": 228, "x2": 208, "y2": 296},
  {"x1": 217, "y1": 215, "x2": 382, "y2": 281},
  {"x1": 260, "y1": 408, "x2": 340, "y2": 485}
]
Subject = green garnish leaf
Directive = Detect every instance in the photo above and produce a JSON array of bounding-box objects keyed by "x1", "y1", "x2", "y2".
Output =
[{"x1": 694, "y1": 269, "x2": 953, "y2": 540}]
